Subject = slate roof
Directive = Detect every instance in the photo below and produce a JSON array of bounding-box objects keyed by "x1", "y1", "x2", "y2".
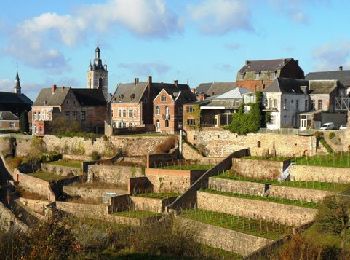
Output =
[
  {"x1": 0, "y1": 92, "x2": 32, "y2": 105},
  {"x1": 308, "y1": 80, "x2": 342, "y2": 95},
  {"x1": 215, "y1": 87, "x2": 250, "y2": 99},
  {"x1": 239, "y1": 58, "x2": 293, "y2": 74},
  {"x1": 263, "y1": 78, "x2": 309, "y2": 94},
  {"x1": 306, "y1": 70, "x2": 350, "y2": 87},
  {"x1": 33, "y1": 87, "x2": 70, "y2": 106},
  {"x1": 71, "y1": 88, "x2": 106, "y2": 106},
  {"x1": 0, "y1": 111, "x2": 18, "y2": 120},
  {"x1": 195, "y1": 82, "x2": 236, "y2": 96}
]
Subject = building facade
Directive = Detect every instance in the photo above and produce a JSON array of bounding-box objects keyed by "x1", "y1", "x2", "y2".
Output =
[
  {"x1": 87, "y1": 47, "x2": 108, "y2": 99},
  {"x1": 0, "y1": 111, "x2": 19, "y2": 131},
  {"x1": 236, "y1": 58, "x2": 305, "y2": 92}
]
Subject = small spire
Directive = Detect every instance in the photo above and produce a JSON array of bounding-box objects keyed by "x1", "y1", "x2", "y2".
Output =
[{"x1": 14, "y1": 71, "x2": 21, "y2": 94}]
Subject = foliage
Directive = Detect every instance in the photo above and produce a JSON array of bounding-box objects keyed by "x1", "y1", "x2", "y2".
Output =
[
  {"x1": 48, "y1": 159, "x2": 81, "y2": 168},
  {"x1": 91, "y1": 150, "x2": 101, "y2": 161},
  {"x1": 50, "y1": 116, "x2": 81, "y2": 136},
  {"x1": 293, "y1": 152, "x2": 350, "y2": 168},
  {"x1": 103, "y1": 141, "x2": 117, "y2": 157},
  {"x1": 19, "y1": 111, "x2": 29, "y2": 133},
  {"x1": 329, "y1": 132, "x2": 336, "y2": 139},
  {"x1": 226, "y1": 92, "x2": 262, "y2": 135},
  {"x1": 320, "y1": 138, "x2": 334, "y2": 153},
  {"x1": 155, "y1": 136, "x2": 178, "y2": 153}
]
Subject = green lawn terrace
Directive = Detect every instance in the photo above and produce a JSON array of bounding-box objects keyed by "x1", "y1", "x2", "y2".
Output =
[
  {"x1": 112, "y1": 210, "x2": 161, "y2": 219},
  {"x1": 47, "y1": 159, "x2": 82, "y2": 169},
  {"x1": 30, "y1": 171, "x2": 70, "y2": 182}
]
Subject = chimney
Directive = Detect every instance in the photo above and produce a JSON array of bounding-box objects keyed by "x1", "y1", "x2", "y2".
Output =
[
  {"x1": 52, "y1": 84, "x2": 57, "y2": 94},
  {"x1": 245, "y1": 60, "x2": 250, "y2": 65},
  {"x1": 174, "y1": 80, "x2": 178, "y2": 87},
  {"x1": 339, "y1": 66, "x2": 343, "y2": 71},
  {"x1": 134, "y1": 78, "x2": 139, "y2": 84},
  {"x1": 148, "y1": 76, "x2": 152, "y2": 85}
]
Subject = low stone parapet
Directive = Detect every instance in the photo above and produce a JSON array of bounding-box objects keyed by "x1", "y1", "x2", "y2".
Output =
[
  {"x1": 41, "y1": 163, "x2": 82, "y2": 177},
  {"x1": 289, "y1": 165, "x2": 350, "y2": 183},
  {"x1": 130, "y1": 196, "x2": 177, "y2": 213},
  {"x1": 63, "y1": 185, "x2": 128, "y2": 201}
]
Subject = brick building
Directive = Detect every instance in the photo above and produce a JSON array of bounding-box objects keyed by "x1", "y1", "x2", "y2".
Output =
[
  {"x1": 111, "y1": 77, "x2": 192, "y2": 131},
  {"x1": 153, "y1": 87, "x2": 195, "y2": 134},
  {"x1": 236, "y1": 58, "x2": 304, "y2": 92},
  {"x1": 32, "y1": 85, "x2": 107, "y2": 135}
]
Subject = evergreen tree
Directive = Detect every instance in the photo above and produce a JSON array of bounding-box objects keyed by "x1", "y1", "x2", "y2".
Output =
[{"x1": 19, "y1": 111, "x2": 29, "y2": 133}]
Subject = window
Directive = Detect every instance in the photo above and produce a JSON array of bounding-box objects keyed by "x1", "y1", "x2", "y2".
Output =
[
  {"x1": 73, "y1": 111, "x2": 78, "y2": 120},
  {"x1": 123, "y1": 109, "x2": 127, "y2": 117},
  {"x1": 111, "y1": 109, "x2": 114, "y2": 118},
  {"x1": 186, "y1": 106, "x2": 194, "y2": 113},
  {"x1": 118, "y1": 109, "x2": 122, "y2": 117},
  {"x1": 155, "y1": 106, "x2": 160, "y2": 115},
  {"x1": 165, "y1": 120, "x2": 169, "y2": 127},
  {"x1": 296, "y1": 100, "x2": 299, "y2": 111},
  {"x1": 318, "y1": 100, "x2": 323, "y2": 110},
  {"x1": 161, "y1": 95, "x2": 166, "y2": 102},
  {"x1": 81, "y1": 111, "x2": 86, "y2": 121},
  {"x1": 283, "y1": 99, "x2": 287, "y2": 110},
  {"x1": 187, "y1": 119, "x2": 196, "y2": 126},
  {"x1": 65, "y1": 111, "x2": 70, "y2": 117},
  {"x1": 311, "y1": 100, "x2": 315, "y2": 110},
  {"x1": 128, "y1": 109, "x2": 133, "y2": 118},
  {"x1": 165, "y1": 106, "x2": 170, "y2": 115},
  {"x1": 9, "y1": 122, "x2": 15, "y2": 128},
  {"x1": 273, "y1": 99, "x2": 277, "y2": 108}
]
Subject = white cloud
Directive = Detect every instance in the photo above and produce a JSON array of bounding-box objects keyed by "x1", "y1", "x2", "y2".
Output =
[
  {"x1": 5, "y1": 0, "x2": 180, "y2": 71},
  {"x1": 189, "y1": 0, "x2": 252, "y2": 34},
  {"x1": 0, "y1": 79, "x2": 13, "y2": 92},
  {"x1": 313, "y1": 41, "x2": 350, "y2": 70},
  {"x1": 118, "y1": 62, "x2": 171, "y2": 76}
]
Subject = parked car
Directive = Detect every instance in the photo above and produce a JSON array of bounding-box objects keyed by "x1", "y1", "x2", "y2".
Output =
[
  {"x1": 320, "y1": 122, "x2": 334, "y2": 130},
  {"x1": 339, "y1": 125, "x2": 347, "y2": 130}
]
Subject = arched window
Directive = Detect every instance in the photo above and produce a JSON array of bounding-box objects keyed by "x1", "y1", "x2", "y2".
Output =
[
  {"x1": 165, "y1": 106, "x2": 169, "y2": 115},
  {"x1": 165, "y1": 120, "x2": 169, "y2": 127},
  {"x1": 98, "y1": 78, "x2": 103, "y2": 88},
  {"x1": 155, "y1": 106, "x2": 160, "y2": 115}
]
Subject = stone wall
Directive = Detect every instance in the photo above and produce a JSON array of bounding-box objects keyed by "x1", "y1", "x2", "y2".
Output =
[
  {"x1": 88, "y1": 165, "x2": 144, "y2": 186},
  {"x1": 289, "y1": 165, "x2": 350, "y2": 183},
  {"x1": 197, "y1": 191, "x2": 317, "y2": 226},
  {"x1": 147, "y1": 152, "x2": 178, "y2": 168},
  {"x1": 209, "y1": 178, "x2": 333, "y2": 203},
  {"x1": 63, "y1": 186, "x2": 128, "y2": 200},
  {"x1": 182, "y1": 142, "x2": 204, "y2": 160},
  {"x1": 39, "y1": 135, "x2": 170, "y2": 158},
  {"x1": 41, "y1": 163, "x2": 82, "y2": 177},
  {"x1": 186, "y1": 129, "x2": 317, "y2": 157},
  {"x1": 176, "y1": 217, "x2": 273, "y2": 257},
  {"x1": 145, "y1": 168, "x2": 205, "y2": 193},
  {"x1": 17, "y1": 198, "x2": 50, "y2": 216},
  {"x1": 0, "y1": 201, "x2": 28, "y2": 232},
  {"x1": 130, "y1": 196, "x2": 177, "y2": 213},
  {"x1": 128, "y1": 177, "x2": 153, "y2": 194},
  {"x1": 232, "y1": 158, "x2": 289, "y2": 180}
]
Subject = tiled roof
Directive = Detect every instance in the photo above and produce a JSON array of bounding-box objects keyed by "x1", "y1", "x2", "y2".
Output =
[
  {"x1": 0, "y1": 111, "x2": 18, "y2": 120},
  {"x1": 239, "y1": 58, "x2": 293, "y2": 74},
  {"x1": 71, "y1": 88, "x2": 106, "y2": 106},
  {"x1": 215, "y1": 87, "x2": 250, "y2": 99},
  {"x1": 306, "y1": 70, "x2": 350, "y2": 86},
  {"x1": 308, "y1": 80, "x2": 342, "y2": 94},
  {"x1": 0, "y1": 92, "x2": 32, "y2": 105},
  {"x1": 33, "y1": 87, "x2": 70, "y2": 106},
  {"x1": 195, "y1": 82, "x2": 236, "y2": 96}
]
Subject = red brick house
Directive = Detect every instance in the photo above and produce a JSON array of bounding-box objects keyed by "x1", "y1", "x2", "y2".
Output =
[
  {"x1": 236, "y1": 58, "x2": 304, "y2": 92},
  {"x1": 32, "y1": 85, "x2": 107, "y2": 135},
  {"x1": 154, "y1": 87, "x2": 196, "y2": 134},
  {"x1": 111, "y1": 77, "x2": 193, "y2": 132}
]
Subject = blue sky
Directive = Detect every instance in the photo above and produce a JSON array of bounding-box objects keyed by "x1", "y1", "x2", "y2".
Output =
[{"x1": 0, "y1": 0, "x2": 349, "y2": 99}]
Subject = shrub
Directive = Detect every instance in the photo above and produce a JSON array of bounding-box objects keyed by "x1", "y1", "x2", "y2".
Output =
[
  {"x1": 329, "y1": 132, "x2": 335, "y2": 139},
  {"x1": 155, "y1": 136, "x2": 178, "y2": 153},
  {"x1": 91, "y1": 151, "x2": 101, "y2": 161},
  {"x1": 5, "y1": 156, "x2": 23, "y2": 170}
]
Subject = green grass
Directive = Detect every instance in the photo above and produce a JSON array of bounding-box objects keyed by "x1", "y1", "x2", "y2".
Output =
[
  {"x1": 293, "y1": 152, "x2": 350, "y2": 168},
  {"x1": 31, "y1": 171, "x2": 68, "y2": 182},
  {"x1": 134, "y1": 192, "x2": 179, "y2": 200},
  {"x1": 162, "y1": 164, "x2": 213, "y2": 171},
  {"x1": 215, "y1": 171, "x2": 350, "y2": 193},
  {"x1": 245, "y1": 156, "x2": 290, "y2": 162},
  {"x1": 48, "y1": 159, "x2": 82, "y2": 168},
  {"x1": 181, "y1": 209, "x2": 292, "y2": 240},
  {"x1": 201, "y1": 189, "x2": 318, "y2": 209},
  {"x1": 113, "y1": 210, "x2": 161, "y2": 219}
]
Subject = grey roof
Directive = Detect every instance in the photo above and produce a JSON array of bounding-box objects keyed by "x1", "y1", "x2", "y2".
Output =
[
  {"x1": 71, "y1": 88, "x2": 106, "y2": 106},
  {"x1": 215, "y1": 87, "x2": 250, "y2": 99},
  {"x1": 309, "y1": 80, "x2": 342, "y2": 94},
  {"x1": 195, "y1": 82, "x2": 236, "y2": 96},
  {"x1": 0, "y1": 92, "x2": 32, "y2": 105},
  {"x1": 0, "y1": 111, "x2": 18, "y2": 120},
  {"x1": 34, "y1": 87, "x2": 70, "y2": 106},
  {"x1": 263, "y1": 78, "x2": 309, "y2": 94},
  {"x1": 239, "y1": 58, "x2": 293, "y2": 74},
  {"x1": 306, "y1": 70, "x2": 350, "y2": 86}
]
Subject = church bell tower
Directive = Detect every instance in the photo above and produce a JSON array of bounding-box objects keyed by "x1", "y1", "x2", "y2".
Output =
[{"x1": 87, "y1": 47, "x2": 108, "y2": 99}]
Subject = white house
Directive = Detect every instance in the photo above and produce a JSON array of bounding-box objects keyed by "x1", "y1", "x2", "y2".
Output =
[{"x1": 263, "y1": 78, "x2": 310, "y2": 130}]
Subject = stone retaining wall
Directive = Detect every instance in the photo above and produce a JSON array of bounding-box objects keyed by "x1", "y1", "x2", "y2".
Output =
[
  {"x1": 145, "y1": 168, "x2": 205, "y2": 193},
  {"x1": 41, "y1": 163, "x2": 82, "y2": 177},
  {"x1": 0, "y1": 201, "x2": 28, "y2": 232},
  {"x1": 176, "y1": 217, "x2": 273, "y2": 257},
  {"x1": 232, "y1": 158, "x2": 289, "y2": 180},
  {"x1": 87, "y1": 165, "x2": 144, "y2": 186},
  {"x1": 17, "y1": 198, "x2": 50, "y2": 216},
  {"x1": 209, "y1": 178, "x2": 333, "y2": 203},
  {"x1": 130, "y1": 196, "x2": 177, "y2": 213},
  {"x1": 186, "y1": 129, "x2": 317, "y2": 157},
  {"x1": 289, "y1": 165, "x2": 350, "y2": 183},
  {"x1": 63, "y1": 186, "x2": 128, "y2": 200},
  {"x1": 197, "y1": 191, "x2": 317, "y2": 226}
]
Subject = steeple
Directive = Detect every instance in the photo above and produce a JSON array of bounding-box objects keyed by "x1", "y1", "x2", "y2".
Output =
[
  {"x1": 14, "y1": 72, "x2": 21, "y2": 94},
  {"x1": 95, "y1": 46, "x2": 101, "y2": 60}
]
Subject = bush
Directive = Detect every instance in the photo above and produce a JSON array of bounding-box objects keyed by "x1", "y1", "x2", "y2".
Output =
[
  {"x1": 91, "y1": 151, "x2": 101, "y2": 161},
  {"x1": 329, "y1": 132, "x2": 335, "y2": 139},
  {"x1": 155, "y1": 136, "x2": 178, "y2": 153}
]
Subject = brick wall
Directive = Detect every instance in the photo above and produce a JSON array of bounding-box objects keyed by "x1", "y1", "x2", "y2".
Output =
[
  {"x1": 197, "y1": 191, "x2": 317, "y2": 226},
  {"x1": 176, "y1": 217, "x2": 273, "y2": 257},
  {"x1": 186, "y1": 129, "x2": 317, "y2": 157},
  {"x1": 289, "y1": 165, "x2": 350, "y2": 183}
]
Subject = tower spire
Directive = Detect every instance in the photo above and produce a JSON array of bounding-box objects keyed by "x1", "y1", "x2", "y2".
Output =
[{"x1": 14, "y1": 72, "x2": 21, "y2": 94}]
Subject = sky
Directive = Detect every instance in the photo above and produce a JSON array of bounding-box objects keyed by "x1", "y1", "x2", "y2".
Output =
[{"x1": 0, "y1": 0, "x2": 350, "y2": 100}]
